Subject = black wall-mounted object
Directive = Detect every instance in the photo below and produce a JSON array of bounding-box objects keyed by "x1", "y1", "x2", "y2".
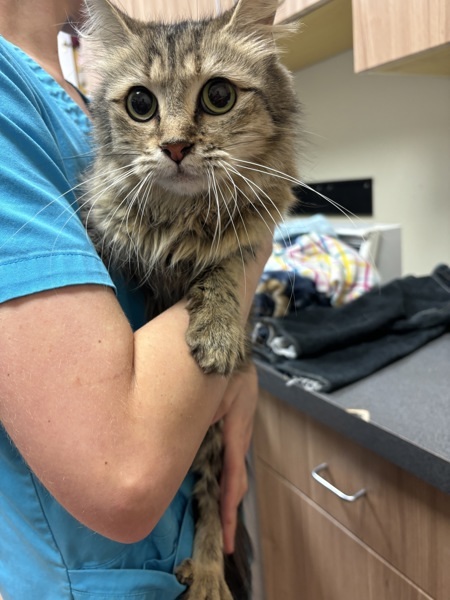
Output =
[{"x1": 291, "y1": 178, "x2": 373, "y2": 216}]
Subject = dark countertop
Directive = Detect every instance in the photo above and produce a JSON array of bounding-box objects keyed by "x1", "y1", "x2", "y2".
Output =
[{"x1": 255, "y1": 332, "x2": 450, "y2": 494}]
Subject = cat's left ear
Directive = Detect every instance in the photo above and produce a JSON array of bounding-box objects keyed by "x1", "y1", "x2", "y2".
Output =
[{"x1": 227, "y1": 0, "x2": 279, "y2": 29}]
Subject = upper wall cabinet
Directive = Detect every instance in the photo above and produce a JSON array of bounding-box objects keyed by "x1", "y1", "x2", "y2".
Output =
[
  {"x1": 277, "y1": 0, "x2": 450, "y2": 76},
  {"x1": 275, "y1": 0, "x2": 353, "y2": 72},
  {"x1": 352, "y1": 0, "x2": 450, "y2": 76}
]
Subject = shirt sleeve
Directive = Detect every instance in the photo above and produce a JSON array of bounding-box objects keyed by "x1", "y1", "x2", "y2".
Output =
[{"x1": 0, "y1": 45, "x2": 114, "y2": 304}]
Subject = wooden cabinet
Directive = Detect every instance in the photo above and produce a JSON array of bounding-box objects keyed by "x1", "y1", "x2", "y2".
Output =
[
  {"x1": 276, "y1": 0, "x2": 353, "y2": 72},
  {"x1": 253, "y1": 390, "x2": 450, "y2": 599},
  {"x1": 256, "y1": 462, "x2": 433, "y2": 600},
  {"x1": 278, "y1": 0, "x2": 450, "y2": 75},
  {"x1": 352, "y1": 0, "x2": 450, "y2": 76}
]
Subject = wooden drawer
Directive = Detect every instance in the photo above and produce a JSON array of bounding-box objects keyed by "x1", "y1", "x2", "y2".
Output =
[
  {"x1": 253, "y1": 390, "x2": 450, "y2": 599},
  {"x1": 255, "y1": 460, "x2": 434, "y2": 600}
]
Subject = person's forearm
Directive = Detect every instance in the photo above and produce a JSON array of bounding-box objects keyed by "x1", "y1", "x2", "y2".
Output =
[
  {"x1": 118, "y1": 301, "x2": 230, "y2": 540},
  {"x1": 0, "y1": 289, "x2": 227, "y2": 543}
]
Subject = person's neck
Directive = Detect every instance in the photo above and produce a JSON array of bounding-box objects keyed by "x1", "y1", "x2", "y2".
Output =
[
  {"x1": 0, "y1": 1, "x2": 68, "y2": 84},
  {"x1": 0, "y1": 0, "x2": 89, "y2": 116}
]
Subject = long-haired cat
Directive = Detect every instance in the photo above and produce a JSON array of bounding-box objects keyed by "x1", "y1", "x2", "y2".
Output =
[{"x1": 81, "y1": 0, "x2": 300, "y2": 597}]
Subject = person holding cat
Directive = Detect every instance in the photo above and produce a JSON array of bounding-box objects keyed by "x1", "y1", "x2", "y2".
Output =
[{"x1": 0, "y1": 0, "x2": 274, "y2": 598}]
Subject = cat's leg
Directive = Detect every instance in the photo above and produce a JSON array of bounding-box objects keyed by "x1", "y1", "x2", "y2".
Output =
[
  {"x1": 176, "y1": 422, "x2": 233, "y2": 600},
  {"x1": 185, "y1": 255, "x2": 249, "y2": 376}
]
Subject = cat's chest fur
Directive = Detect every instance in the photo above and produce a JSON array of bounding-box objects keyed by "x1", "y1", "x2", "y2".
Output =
[{"x1": 87, "y1": 188, "x2": 263, "y2": 318}]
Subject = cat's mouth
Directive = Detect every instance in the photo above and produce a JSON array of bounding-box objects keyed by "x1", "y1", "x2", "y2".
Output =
[{"x1": 159, "y1": 164, "x2": 208, "y2": 197}]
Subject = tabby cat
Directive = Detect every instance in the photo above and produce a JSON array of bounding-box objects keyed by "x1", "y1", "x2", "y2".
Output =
[{"x1": 81, "y1": 0, "x2": 300, "y2": 597}]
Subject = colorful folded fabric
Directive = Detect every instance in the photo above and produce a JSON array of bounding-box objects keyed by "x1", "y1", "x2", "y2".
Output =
[
  {"x1": 259, "y1": 233, "x2": 378, "y2": 315},
  {"x1": 285, "y1": 233, "x2": 378, "y2": 306}
]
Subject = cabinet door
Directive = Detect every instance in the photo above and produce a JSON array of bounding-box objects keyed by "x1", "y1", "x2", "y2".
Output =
[
  {"x1": 255, "y1": 459, "x2": 433, "y2": 600},
  {"x1": 352, "y1": 0, "x2": 450, "y2": 75},
  {"x1": 254, "y1": 390, "x2": 450, "y2": 599}
]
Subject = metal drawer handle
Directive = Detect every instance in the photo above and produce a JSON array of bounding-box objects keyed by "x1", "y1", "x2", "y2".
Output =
[{"x1": 311, "y1": 463, "x2": 366, "y2": 502}]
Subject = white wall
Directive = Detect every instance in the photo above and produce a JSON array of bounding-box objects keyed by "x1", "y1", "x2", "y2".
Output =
[{"x1": 292, "y1": 50, "x2": 450, "y2": 276}]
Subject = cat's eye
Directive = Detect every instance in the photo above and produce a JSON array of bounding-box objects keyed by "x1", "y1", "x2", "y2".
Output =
[
  {"x1": 126, "y1": 86, "x2": 158, "y2": 122},
  {"x1": 200, "y1": 79, "x2": 237, "y2": 115}
]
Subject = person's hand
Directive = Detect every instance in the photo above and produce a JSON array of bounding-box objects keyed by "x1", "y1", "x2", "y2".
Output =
[{"x1": 212, "y1": 363, "x2": 259, "y2": 554}]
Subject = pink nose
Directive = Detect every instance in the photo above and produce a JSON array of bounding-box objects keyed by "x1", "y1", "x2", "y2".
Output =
[{"x1": 160, "y1": 142, "x2": 193, "y2": 164}]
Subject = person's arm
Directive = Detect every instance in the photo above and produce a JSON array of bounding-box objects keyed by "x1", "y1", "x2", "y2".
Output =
[
  {"x1": 212, "y1": 363, "x2": 259, "y2": 555},
  {"x1": 0, "y1": 237, "x2": 271, "y2": 544}
]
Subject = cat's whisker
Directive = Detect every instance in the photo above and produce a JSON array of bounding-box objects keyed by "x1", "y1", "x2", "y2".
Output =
[
  {"x1": 123, "y1": 179, "x2": 147, "y2": 269},
  {"x1": 223, "y1": 160, "x2": 292, "y2": 232},
  {"x1": 88, "y1": 169, "x2": 140, "y2": 265},
  {"x1": 215, "y1": 173, "x2": 247, "y2": 285},
  {"x1": 221, "y1": 160, "x2": 300, "y2": 297},
  {"x1": 59, "y1": 139, "x2": 140, "y2": 162},
  {"x1": 219, "y1": 164, "x2": 256, "y2": 259},
  {"x1": 51, "y1": 165, "x2": 138, "y2": 252},
  {"x1": 132, "y1": 172, "x2": 158, "y2": 271},
  {"x1": 233, "y1": 158, "x2": 363, "y2": 228},
  {"x1": 111, "y1": 172, "x2": 153, "y2": 268},
  {"x1": 208, "y1": 169, "x2": 223, "y2": 256},
  {"x1": 82, "y1": 165, "x2": 137, "y2": 226},
  {"x1": 136, "y1": 174, "x2": 157, "y2": 251},
  {"x1": 221, "y1": 175, "x2": 275, "y2": 245},
  {"x1": 233, "y1": 158, "x2": 370, "y2": 257},
  {"x1": 204, "y1": 168, "x2": 214, "y2": 228},
  {"x1": 221, "y1": 161, "x2": 282, "y2": 236}
]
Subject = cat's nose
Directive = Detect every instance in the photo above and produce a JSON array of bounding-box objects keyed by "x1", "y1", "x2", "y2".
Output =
[{"x1": 160, "y1": 141, "x2": 194, "y2": 164}]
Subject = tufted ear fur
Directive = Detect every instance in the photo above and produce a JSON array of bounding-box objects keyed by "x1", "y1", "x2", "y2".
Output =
[
  {"x1": 225, "y1": 0, "x2": 297, "y2": 43},
  {"x1": 82, "y1": 0, "x2": 134, "y2": 48},
  {"x1": 228, "y1": 0, "x2": 279, "y2": 28}
]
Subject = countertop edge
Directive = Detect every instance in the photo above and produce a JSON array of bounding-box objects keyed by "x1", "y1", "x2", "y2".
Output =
[{"x1": 255, "y1": 358, "x2": 450, "y2": 495}]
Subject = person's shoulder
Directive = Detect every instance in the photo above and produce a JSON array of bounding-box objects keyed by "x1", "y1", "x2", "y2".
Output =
[
  {"x1": 0, "y1": 36, "x2": 25, "y2": 75},
  {"x1": 0, "y1": 36, "x2": 37, "y2": 101}
]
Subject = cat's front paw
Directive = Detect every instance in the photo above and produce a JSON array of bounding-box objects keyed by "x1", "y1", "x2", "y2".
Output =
[
  {"x1": 176, "y1": 559, "x2": 233, "y2": 600},
  {"x1": 186, "y1": 317, "x2": 246, "y2": 376}
]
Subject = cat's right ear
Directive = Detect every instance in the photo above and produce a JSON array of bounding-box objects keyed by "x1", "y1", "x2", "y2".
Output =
[{"x1": 82, "y1": 0, "x2": 133, "y2": 47}]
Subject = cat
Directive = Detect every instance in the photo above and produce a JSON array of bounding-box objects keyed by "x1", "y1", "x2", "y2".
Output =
[{"x1": 81, "y1": 0, "x2": 300, "y2": 598}]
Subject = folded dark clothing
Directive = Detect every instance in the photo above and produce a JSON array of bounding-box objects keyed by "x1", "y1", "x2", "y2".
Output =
[
  {"x1": 252, "y1": 264, "x2": 450, "y2": 392},
  {"x1": 255, "y1": 265, "x2": 450, "y2": 357},
  {"x1": 273, "y1": 324, "x2": 448, "y2": 393}
]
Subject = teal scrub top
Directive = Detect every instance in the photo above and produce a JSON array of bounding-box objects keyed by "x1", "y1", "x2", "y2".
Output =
[{"x1": 0, "y1": 35, "x2": 194, "y2": 599}]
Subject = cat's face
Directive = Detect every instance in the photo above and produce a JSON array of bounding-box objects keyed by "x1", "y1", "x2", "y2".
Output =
[
  {"x1": 96, "y1": 32, "x2": 279, "y2": 197},
  {"x1": 85, "y1": 0, "x2": 299, "y2": 206}
]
